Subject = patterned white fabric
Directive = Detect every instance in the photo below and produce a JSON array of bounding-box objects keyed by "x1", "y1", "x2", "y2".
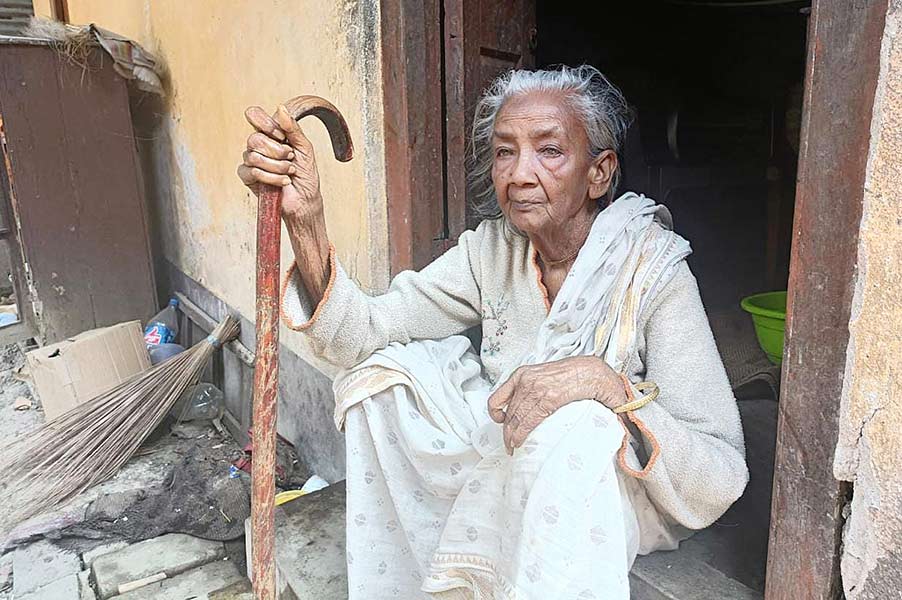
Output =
[
  {"x1": 333, "y1": 195, "x2": 692, "y2": 598},
  {"x1": 496, "y1": 193, "x2": 691, "y2": 382},
  {"x1": 340, "y1": 339, "x2": 683, "y2": 600}
]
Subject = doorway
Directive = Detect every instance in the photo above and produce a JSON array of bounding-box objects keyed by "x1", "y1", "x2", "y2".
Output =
[
  {"x1": 380, "y1": 0, "x2": 887, "y2": 597},
  {"x1": 535, "y1": 1, "x2": 807, "y2": 592}
]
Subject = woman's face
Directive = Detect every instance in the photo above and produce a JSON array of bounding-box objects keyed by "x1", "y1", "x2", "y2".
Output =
[{"x1": 491, "y1": 92, "x2": 616, "y2": 237}]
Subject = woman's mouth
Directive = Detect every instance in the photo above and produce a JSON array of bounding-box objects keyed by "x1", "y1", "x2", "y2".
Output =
[{"x1": 511, "y1": 200, "x2": 541, "y2": 210}]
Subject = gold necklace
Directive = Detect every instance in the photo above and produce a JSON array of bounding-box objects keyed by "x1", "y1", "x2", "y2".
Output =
[{"x1": 540, "y1": 245, "x2": 581, "y2": 267}]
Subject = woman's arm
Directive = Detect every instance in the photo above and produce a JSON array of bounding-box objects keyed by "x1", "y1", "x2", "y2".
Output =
[
  {"x1": 621, "y1": 262, "x2": 749, "y2": 530},
  {"x1": 280, "y1": 228, "x2": 484, "y2": 370},
  {"x1": 239, "y1": 104, "x2": 333, "y2": 304},
  {"x1": 239, "y1": 105, "x2": 484, "y2": 372}
]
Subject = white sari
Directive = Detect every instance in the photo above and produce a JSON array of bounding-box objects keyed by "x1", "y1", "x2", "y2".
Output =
[{"x1": 333, "y1": 194, "x2": 692, "y2": 599}]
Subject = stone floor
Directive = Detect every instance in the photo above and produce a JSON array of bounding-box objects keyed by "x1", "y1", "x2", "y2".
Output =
[{"x1": 1, "y1": 533, "x2": 251, "y2": 600}]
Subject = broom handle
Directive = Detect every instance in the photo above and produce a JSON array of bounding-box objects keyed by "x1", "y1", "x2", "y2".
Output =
[
  {"x1": 251, "y1": 96, "x2": 353, "y2": 600},
  {"x1": 252, "y1": 183, "x2": 281, "y2": 600}
]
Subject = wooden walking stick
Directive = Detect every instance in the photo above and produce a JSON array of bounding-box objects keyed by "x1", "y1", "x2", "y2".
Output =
[{"x1": 252, "y1": 96, "x2": 353, "y2": 599}]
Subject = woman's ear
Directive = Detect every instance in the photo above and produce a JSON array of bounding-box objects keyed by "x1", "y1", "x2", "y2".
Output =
[{"x1": 588, "y1": 150, "x2": 618, "y2": 200}]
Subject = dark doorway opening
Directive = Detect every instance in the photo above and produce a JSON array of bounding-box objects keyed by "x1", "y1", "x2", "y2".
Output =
[{"x1": 535, "y1": 0, "x2": 809, "y2": 594}]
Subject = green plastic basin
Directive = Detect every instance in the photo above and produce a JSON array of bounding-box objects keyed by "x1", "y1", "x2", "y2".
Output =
[{"x1": 740, "y1": 291, "x2": 787, "y2": 366}]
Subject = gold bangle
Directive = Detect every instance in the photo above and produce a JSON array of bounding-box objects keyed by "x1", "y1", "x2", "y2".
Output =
[{"x1": 613, "y1": 381, "x2": 659, "y2": 414}]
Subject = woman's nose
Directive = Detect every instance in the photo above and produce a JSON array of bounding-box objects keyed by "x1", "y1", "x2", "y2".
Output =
[{"x1": 511, "y1": 151, "x2": 538, "y2": 186}]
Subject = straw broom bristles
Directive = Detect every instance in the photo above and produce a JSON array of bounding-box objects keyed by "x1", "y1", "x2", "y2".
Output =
[{"x1": 0, "y1": 315, "x2": 240, "y2": 530}]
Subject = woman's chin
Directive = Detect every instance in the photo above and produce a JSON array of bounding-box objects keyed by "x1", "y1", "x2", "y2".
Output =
[{"x1": 506, "y1": 209, "x2": 545, "y2": 235}]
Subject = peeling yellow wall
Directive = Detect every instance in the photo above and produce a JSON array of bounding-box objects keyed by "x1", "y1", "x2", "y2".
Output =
[
  {"x1": 34, "y1": 1, "x2": 389, "y2": 362},
  {"x1": 834, "y1": 2, "x2": 902, "y2": 597}
]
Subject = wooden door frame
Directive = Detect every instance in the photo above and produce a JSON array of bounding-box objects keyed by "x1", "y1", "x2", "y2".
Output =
[
  {"x1": 380, "y1": 1, "x2": 889, "y2": 596},
  {"x1": 50, "y1": 0, "x2": 69, "y2": 22},
  {"x1": 766, "y1": 1, "x2": 887, "y2": 598},
  {"x1": 381, "y1": 0, "x2": 446, "y2": 276}
]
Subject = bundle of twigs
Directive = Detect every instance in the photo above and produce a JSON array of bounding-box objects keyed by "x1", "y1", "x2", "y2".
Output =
[{"x1": 0, "y1": 315, "x2": 239, "y2": 529}]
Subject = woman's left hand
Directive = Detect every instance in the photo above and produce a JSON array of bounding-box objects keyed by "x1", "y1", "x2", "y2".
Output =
[{"x1": 488, "y1": 356, "x2": 628, "y2": 454}]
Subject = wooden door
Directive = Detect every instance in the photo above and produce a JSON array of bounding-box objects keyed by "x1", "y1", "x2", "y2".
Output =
[
  {"x1": 382, "y1": 0, "x2": 534, "y2": 276},
  {"x1": 443, "y1": 0, "x2": 536, "y2": 239},
  {"x1": 0, "y1": 41, "x2": 157, "y2": 344}
]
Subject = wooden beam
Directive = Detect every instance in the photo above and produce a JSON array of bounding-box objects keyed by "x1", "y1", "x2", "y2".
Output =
[
  {"x1": 50, "y1": 0, "x2": 69, "y2": 23},
  {"x1": 765, "y1": 1, "x2": 888, "y2": 598},
  {"x1": 173, "y1": 291, "x2": 255, "y2": 367}
]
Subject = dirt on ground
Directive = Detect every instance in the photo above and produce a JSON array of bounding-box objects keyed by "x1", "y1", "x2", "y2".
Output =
[
  {"x1": 0, "y1": 342, "x2": 42, "y2": 447},
  {"x1": 0, "y1": 341, "x2": 252, "y2": 550},
  {"x1": 59, "y1": 421, "x2": 251, "y2": 544}
]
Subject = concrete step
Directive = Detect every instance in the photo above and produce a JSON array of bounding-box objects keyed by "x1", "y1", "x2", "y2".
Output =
[
  {"x1": 245, "y1": 481, "x2": 348, "y2": 600},
  {"x1": 630, "y1": 550, "x2": 762, "y2": 600},
  {"x1": 12, "y1": 540, "x2": 81, "y2": 597},
  {"x1": 110, "y1": 560, "x2": 245, "y2": 600},
  {"x1": 91, "y1": 533, "x2": 226, "y2": 599},
  {"x1": 261, "y1": 479, "x2": 760, "y2": 599},
  {"x1": 208, "y1": 579, "x2": 254, "y2": 600}
]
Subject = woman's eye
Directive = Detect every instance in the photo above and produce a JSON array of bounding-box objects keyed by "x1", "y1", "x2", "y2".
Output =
[
  {"x1": 540, "y1": 146, "x2": 562, "y2": 157},
  {"x1": 495, "y1": 148, "x2": 513, "y2": 158}
]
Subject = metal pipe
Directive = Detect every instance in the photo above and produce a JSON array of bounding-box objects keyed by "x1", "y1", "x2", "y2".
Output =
[{"x1": 252, "y1": 95, "x2": 353, "y2": 599}]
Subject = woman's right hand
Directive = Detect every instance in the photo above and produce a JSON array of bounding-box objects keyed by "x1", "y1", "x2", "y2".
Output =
[{"x1": 238, "y1": 104, "x2": 324, "y2": 222}]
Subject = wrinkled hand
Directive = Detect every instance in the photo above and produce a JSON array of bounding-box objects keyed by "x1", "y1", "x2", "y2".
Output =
[
  {"x1": 488, "y1": 356, "x2": 627, "y2": 454},
  {"x1": 237, "y1": 104, "x2": 323, "y2": 221}
]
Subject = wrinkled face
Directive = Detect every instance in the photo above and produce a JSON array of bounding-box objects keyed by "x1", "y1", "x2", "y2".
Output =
[{"x1": 491, "y1": 91, "x2": 612, "y2": 237}]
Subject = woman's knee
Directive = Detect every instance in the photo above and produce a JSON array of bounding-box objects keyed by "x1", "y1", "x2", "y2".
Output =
[{"x1": 520, "y1": 400, "x2": 619, "y2": 449}]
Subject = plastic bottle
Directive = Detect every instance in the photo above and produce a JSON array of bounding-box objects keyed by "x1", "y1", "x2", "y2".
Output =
[
  {"x1": 144, "y1": 298, "x2": 180, "y2": 346},
  {"x1": 173, "y1": 383, "x2": 224, "y2": 421},
  {"x1": 148, "y1": 342, "x2": 186, "y2": 365}
]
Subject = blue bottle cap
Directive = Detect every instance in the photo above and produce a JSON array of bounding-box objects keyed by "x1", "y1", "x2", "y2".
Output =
[{"x1": 169, "y1": 298, "x2": 179, "y2": 307}]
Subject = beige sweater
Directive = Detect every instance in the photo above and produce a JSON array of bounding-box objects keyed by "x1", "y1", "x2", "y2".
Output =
[{"x1": 281, "y1": 217, "x2": 749, "y2": 530}]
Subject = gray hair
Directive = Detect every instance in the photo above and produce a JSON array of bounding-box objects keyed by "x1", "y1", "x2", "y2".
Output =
[{"x1": 468, "y1": 65, "x2": 632, "y2": 219}]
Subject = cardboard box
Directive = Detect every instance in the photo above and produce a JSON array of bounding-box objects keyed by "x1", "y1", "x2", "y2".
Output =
[{"x1": 25, "y1": 321, "x2": 151, "y2": 421}]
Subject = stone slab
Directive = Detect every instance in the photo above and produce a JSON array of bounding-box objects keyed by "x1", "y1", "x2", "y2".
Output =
[
  {"x1": 110, "y1": 560, "x2": 244, "y2": 600},
  {"x1": 630, "y1": 551, "x2": 762, "y2": 600},
  {"x1": 81, "y1": 542, "x2": 129, "y2": 569},
  {"x1": 91, "y1": 534, "x2": 224, "y2": 599},
  {"x1": 274, "y1": 481, "x2": 347, "y2": 599},
  {"x1": 12, "y1": 540, "x2": 81, "y2": 597},
  {"x1": 15, "y1": 573, "x2": 80, "y2": 600},
  {"x1": 245, "y1": 482, "x2": 346, "y2": 598}
]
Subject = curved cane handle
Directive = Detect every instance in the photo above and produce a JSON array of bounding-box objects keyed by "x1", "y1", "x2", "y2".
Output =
[{"x1": 283, "y1": 95, "x2": 354, "y2": 163}]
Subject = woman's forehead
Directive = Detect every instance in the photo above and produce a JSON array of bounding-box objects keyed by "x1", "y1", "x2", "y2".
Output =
[{"x1": 493, "y1": 92, "x2": 581, "y2": 139}]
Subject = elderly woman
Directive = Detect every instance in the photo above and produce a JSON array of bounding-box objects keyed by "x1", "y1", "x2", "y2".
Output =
[{"x1": 238, "y1": 65, "x2": 748, "y2": 599}]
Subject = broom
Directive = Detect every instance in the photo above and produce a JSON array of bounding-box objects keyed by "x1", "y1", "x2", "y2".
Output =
[{"x1": 0, "y1": 315, "x2": 240, "y2": 529}]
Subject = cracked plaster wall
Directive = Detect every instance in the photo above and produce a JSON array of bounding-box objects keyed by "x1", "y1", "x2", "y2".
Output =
[{"x1": 833, "y1": 1, "x2": 902, "y2": 597}]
